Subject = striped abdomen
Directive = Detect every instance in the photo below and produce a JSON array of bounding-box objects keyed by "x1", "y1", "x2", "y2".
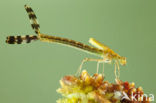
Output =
[
  {"x1": 24, "y1": 5, "x2": 40, "y2": 34},
  {"x1": 6, "y1": 35, "x2": 38, "y2": 44},
  {"x1": 39, "y1": 34, "x2": 104, "y2": 56}
]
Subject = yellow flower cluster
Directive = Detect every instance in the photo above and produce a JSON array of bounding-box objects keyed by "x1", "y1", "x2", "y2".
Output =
[{"x1": 57, "y1": 70, "x2": 150, "y2": 103}]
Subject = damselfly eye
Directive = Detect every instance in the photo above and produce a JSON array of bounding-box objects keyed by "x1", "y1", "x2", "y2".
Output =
[{"x1": 120, "y1": 57, "x2": 126, "y2": 65}]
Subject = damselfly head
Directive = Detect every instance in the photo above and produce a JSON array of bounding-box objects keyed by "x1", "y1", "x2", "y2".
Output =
[{"x1": 119, "y1": 57, "x2": 126, "y2": 66}]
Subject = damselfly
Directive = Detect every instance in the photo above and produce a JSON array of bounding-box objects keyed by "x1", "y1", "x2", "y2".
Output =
[{"x1": 6, "y1": 5, "x2": 126, "y2": 80}]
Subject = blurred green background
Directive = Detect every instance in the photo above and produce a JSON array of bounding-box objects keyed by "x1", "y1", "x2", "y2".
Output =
[{"x1": 0, "y1": 0, "x2": 155, "y2": 103}]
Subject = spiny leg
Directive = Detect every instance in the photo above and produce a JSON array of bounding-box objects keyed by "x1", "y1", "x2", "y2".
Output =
[
  {"x1": 114, "y1": 62, "x2": 117, "y2": 80},
  {"x1": 24, "y1": 5, "x2": 40, "y2": 34},
  {"x1": 6, "y1": 35, "x2": 39, "y2": 44},
  {"x1": 102, "y1": 62, "x2": 105, "y2": 76},
  {"x1": 114, "y1": 60, "x2": 120, "y2": 80},
  {"x1": 97, "y1": 61, "x2": 100, "y2": 73},
  {"x1": 116, "y1": 61, "x2": 120, "y2": 79},
  {"x1": 96, "y1": 60, "x2": 105, "y2": 75},
  {"x1": 75, "y1": 58, "x2": 88, "y2": 76},
  {"x1": 75, "y1": 58, "x2": 105, "y2": 76}
]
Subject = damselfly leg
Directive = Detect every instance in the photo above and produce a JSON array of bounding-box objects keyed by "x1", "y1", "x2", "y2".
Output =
[
  {"x1": 75, "y1": 58, "x2": 106, "y2": 76},
  {"x1": 114, "y1": 60, "x2": 120, "y2": 80}
]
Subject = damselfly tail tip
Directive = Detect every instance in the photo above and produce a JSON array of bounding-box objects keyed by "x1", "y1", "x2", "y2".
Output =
[
  {"x1": 6, "y1": 36, "x2": 16, "y2": 44},
  {"x1": 24, "y1": 4, "x2": 33, "y2": 13},
  {"x1": 24, "y1": 4, "x2": 29, "y2": 8},
  {"x1": 6, "y1": 36, "x2": 23, "y2": 44},
  {"x1": 6, "y1": 35, "x2": 38, "y2": 44}
]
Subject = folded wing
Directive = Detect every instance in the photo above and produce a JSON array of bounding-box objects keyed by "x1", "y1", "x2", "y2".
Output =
[{"x1": 89, "y1": 38, "x2": 110, "y2": 51}]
